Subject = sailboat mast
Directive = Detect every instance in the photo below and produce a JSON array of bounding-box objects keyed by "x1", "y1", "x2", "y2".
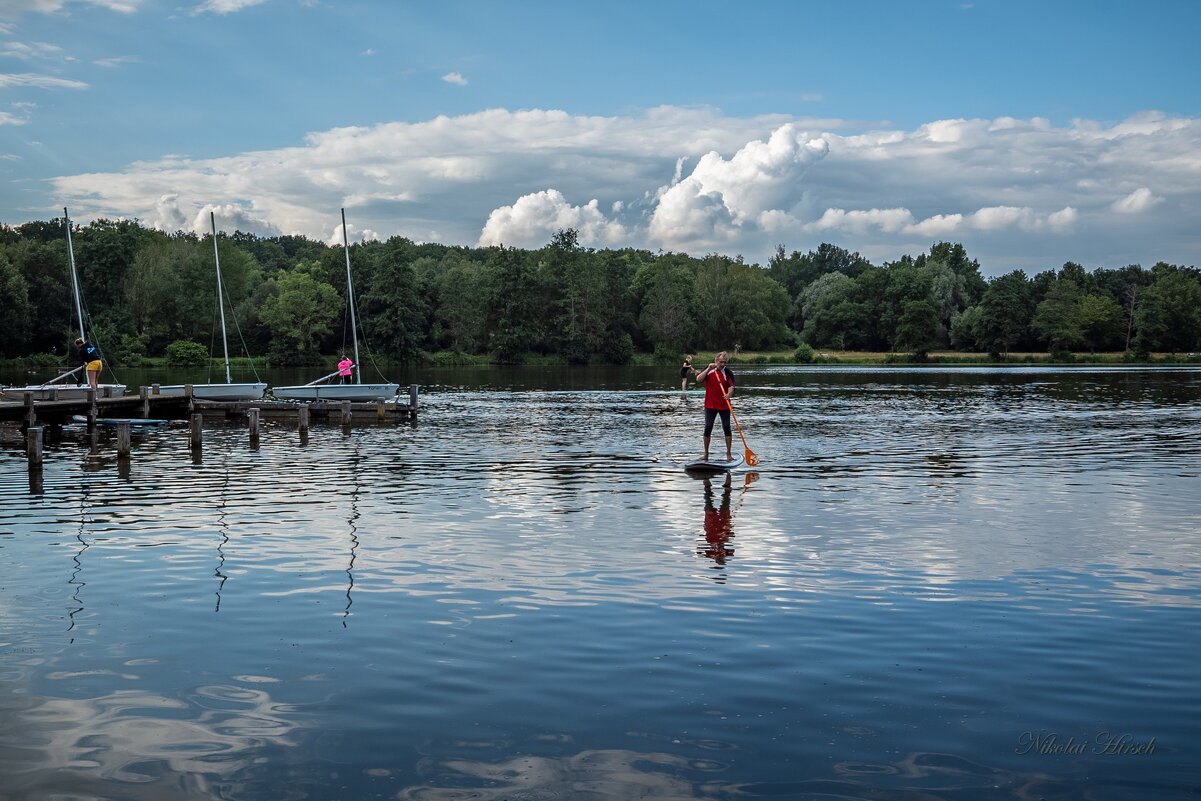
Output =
[
  {"x1": 341, "y1": 208, "x2": 361, "y2": 384},
  {"x1": 211, "y1": 212, "x2": 233, "y2": 384},
  {"x1": 63, "y1": 208, "x2": 85, "y2": 341}
]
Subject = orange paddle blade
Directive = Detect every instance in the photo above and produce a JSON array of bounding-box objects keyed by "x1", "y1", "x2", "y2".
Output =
[{"x1": 744, "y1": 449, "x2": 759, "y2": 467}]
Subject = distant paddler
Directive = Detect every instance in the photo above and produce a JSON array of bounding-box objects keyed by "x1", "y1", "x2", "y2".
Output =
[{"x1": 679, "y1": 354, "x2": 698, "y2": 392}]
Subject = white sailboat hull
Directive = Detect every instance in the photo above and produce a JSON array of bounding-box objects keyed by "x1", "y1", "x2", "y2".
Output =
[
  {"x1": 156, "y1": 383, "x2": 268, "y2": 401},
  {"x1": 0, "y1": 384, "x2": 127, "y2": 401},
  {"x1": 272, "y1": 383, "x2": 399, "y2": 401}
]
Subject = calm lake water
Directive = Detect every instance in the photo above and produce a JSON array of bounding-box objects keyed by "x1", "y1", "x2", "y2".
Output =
[{"x1": 2, "y1": 366, "x2": 1199, "y2": 800}]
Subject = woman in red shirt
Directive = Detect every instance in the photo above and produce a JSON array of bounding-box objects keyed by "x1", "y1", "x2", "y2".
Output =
[{"x1": 694, "y1": 351, "x2": 734, "y2": 462}]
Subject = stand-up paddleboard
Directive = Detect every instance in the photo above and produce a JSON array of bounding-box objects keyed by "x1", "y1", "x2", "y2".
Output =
[
  {"x1": 71, "y1": 415, "x2": 169, "y2": 426},
  {"x1": 684, "y1": 454, "x2": 744, "y2": 473}
]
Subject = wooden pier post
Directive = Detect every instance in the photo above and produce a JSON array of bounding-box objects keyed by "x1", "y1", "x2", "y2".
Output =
[
  {"x1": 248, "y1": 407, "x2": 260, "y2": 440},
  {"x1": 140, "y1": 386, "x2": 150, "y2": 417},
  {"x1": 184, "y1": 385, "x2": 194, "y2": 412},
  {"x1": 409, "y1": 384, "x2": 419, "y2": 420},
  {"x1": 117, "y1": 421, "x2": 132, "y2": 459},
  {"x1": 297, "y1": 405, "x2": 310, "y2": 432},
  {"x1": 48, "y1": 388, "x2": 58, "y2": 401},
  {"x1": 152, "y1": 383, "x2": 160, "y2": 395},
  {"x1": 376, "y1": 398, "x2": 386, "y2": 422},
  {"x1": 340, "y1": 400, "x2": 353, "y2": 429},
  {"x1": 190, "y1": 413, "x2": 203, "y2": 448},
  {"x1": 79, "y1": 388, "x2": 96, "y2": 429},
  {"x1": 23, "y1": 392, "x2": 36, "y2": 428},
  {"x1": 26, "y1": 426, "x2": 43, "y2": 468}
]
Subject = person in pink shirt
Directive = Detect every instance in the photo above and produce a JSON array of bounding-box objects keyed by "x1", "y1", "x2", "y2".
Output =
[{"x1": 337, "y1": 355, "x2": 354, "y2": 384}]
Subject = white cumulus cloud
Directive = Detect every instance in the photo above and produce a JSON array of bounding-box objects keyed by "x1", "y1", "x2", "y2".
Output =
[
  {"x1": 1110, "y1": 187, "x2": 1161, "y2": 214},
  {"x1": 478, "y1": 189, "x2": 627, "y2": 249},
  {"x1": 441, "y1": 72, "x2": 468, "y2": 86},
  {"x1": 150, "y1": 195, "x2": 280, "y2": 238},
  {"x1": 648, "y1": 124, "x2": 828, "y2": 249},
  {"x1": 43, "y1": 107, "x2": 1201, "y2": 273}
]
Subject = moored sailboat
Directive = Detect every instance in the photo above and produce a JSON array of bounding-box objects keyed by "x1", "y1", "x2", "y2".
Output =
[
  {"x1": 272, "y1": 209, "x2": 399, "y2": 401},
  {"x1": 0, "y1": 209, "x2": 126, "y2": 401},
  {"x1": 157, "y1": 212, "x2": 267, "y2": 402}
]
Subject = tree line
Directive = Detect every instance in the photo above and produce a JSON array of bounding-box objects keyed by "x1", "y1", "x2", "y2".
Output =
[{"x1": 1, "y1": 217, "x2": 1198, "y2": 366}]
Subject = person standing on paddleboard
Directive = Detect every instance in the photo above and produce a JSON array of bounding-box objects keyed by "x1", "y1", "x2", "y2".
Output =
[
  {"x1": 680, "y1": 355, "x2": 697, "y2": 392},
  {"x1": 696, "y1": 351, "x2": 735, "y2": 462}
]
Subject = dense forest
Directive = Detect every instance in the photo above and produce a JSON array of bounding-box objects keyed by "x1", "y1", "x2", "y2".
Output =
[{"x1": 1, "y1": 217, "x2": 1199, "y2": 366}]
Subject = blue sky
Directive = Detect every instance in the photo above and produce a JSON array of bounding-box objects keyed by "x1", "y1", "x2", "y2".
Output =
[{"x1": 2, "y1": 0, "x2": 1198, "y2": 276}]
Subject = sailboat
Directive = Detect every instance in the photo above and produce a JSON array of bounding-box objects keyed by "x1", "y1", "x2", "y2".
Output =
[
  {"x1": 158, "y1": 212, "x2": 267, "y2": 402},
  {"x1": 272, "y1": 209, "x2": 399, "y2": 401},
  {"x1": 0, "y1": 209, "x2": 127, "y2": 401}
]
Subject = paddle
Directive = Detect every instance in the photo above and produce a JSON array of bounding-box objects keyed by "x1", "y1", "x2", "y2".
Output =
[
  {"x1": 715, "y1": 369, "x2": 759, "y2": 466},
  {"x1": 724, "y1": 395, "x2": 759, "y2": 466}
]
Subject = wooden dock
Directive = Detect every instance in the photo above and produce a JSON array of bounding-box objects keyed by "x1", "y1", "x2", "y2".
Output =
[
  {"x1": 0, "y1": 384, "x2": 418, "y2": 428},
  {"x1": 4, "y1": 385, "x2": 419, "y2": 472}
]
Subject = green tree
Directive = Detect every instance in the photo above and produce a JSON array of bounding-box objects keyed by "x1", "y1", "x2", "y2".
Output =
[
  {"x1": 537, "y1": 230, "x2": 635, "y2": 361},
  {"x1": 923, "y1": 260, "x2": 971, "y2": 329},
  {"x1": 72, "y1": 218, "x2": 154, "y2": 331},
  {"x1": 0, "y1": 251, "x2": 32, "y2": 356},
  {"x1": 1075, "y1": 293, "x2": 1124, "y2": 352},
  {"x1": 798, "y1": 272, "x2": 871, "y2": 349},
  {"x1": 768, "y1": 242, "x2": 873, "y2": 300},
  {"x1": 916, "y1": 242, "x2": 987, "y2": 304},
  {"x1": 356, "y1": 238, "x2": 428, "y2": 363},
  {"x1": 1133, "y1": 271, "x2": 1201, "y2": 353},
  {"x1": 693, "y1": 254, "x2": 791, "y2": 349},
  {"x1": 483, "y1": 247, "x2": 543, "y2": 363},
  {"x1": 165, "y1": 339, "x2": 210, "y2": 367},
  {"x1": 723, "y1": 262, "x2": 792, "y2": 349},
  {"x1": 633, "y1": 258, "x2": 698, "y2": 350},
  {"x1": 1094, "y1": 265, "x2": 1154, "y2": 351},
  {"x1": 949, "y1": 305, "x2": 984, "y2": 351},
  {"x1": 978, "y1": 271, "x2": 1033, "y2": 356},
  {"x1": 258, "y1": 267, "x2": 340, "y2": 363},
  {"x1": 431, "y1": 254, "x2": 489, "y2": 352},
  {"x1": 9, "y1": 238, "x2": 72, "y2": 352},
  {"x1": 893, "y1": 299, "x2": 944, "y2": 359},
  {"x1": 1030, "y1": 279, "x2": 1084, "y2": 352}
]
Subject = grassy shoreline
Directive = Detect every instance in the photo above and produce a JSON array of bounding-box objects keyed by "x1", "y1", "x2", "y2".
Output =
[{"x1": 3, "y1": 350, "x2": 1199, "y2": 373}]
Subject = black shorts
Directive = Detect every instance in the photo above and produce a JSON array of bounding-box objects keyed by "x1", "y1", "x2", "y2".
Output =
[{"x1": 703, "y1": 408, "x2": 731, "y2": 436}]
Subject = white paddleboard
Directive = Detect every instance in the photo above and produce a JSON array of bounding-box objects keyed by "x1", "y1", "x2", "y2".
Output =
[
  {"x1": 684, "y1": 455, "x2": 744, "y2": 472},
  {"x1": 71, "y1": 415, "x2": 169, "y2": 426}
]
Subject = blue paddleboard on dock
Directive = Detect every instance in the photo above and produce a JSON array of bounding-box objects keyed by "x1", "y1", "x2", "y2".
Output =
[{"x1": 71, "y1": 415, "x2": 169, "y2": 426}]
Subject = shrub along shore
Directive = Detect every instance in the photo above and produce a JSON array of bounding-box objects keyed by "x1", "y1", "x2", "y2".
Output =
[{"x1": 4, "y1": 349, "x2": 1198, "y2": 377}]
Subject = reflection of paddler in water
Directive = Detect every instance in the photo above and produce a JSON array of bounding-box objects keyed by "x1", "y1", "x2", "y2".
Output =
[{"x1": 698, "y1": 471, "x2": 758, "y2": 568}]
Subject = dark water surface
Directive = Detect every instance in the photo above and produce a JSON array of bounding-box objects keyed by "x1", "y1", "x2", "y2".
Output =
[{"x1": 2, "y1": 366, "x2": 1199, "y2": 800}]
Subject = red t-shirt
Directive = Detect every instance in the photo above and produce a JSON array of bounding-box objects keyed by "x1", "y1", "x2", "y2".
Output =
[{"x1": 702, "y1": 368, "x2": 734, "y2": 409}]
